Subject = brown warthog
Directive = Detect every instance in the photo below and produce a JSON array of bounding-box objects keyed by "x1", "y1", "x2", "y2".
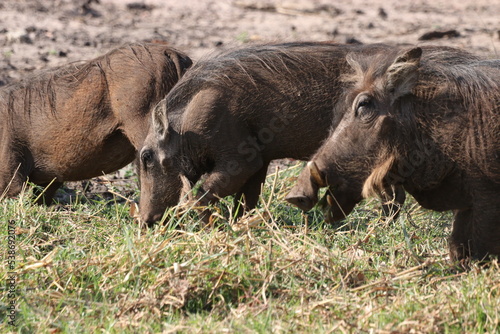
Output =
[
  {"x1": 0, "y1": 42, "x2": 192, "y2": 203},
  {"x1": 287, "y1": 46, "x2": 499, "y2": 262},
  {"x1": 138, "y1": 42, "x2": 416, "y2": 225}
]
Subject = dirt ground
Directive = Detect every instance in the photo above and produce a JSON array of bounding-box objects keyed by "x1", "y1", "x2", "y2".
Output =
[{"x1": 1, "y1": 0, "x2": 499, "y2": 201}]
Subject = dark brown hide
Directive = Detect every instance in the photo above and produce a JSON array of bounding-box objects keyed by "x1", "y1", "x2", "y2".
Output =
[{"x1": 139, "y1": 42, "x2": 406, "y2": 225}]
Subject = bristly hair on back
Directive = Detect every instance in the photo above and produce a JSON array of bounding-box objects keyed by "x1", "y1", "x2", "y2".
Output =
[
  {"x1": 0, "y1": 43, "x2": 180, "y2": 117},
  {"x1": 164, "y1": 42, "x2": 359, "y2": 113},
  {"x1": 341, "y1": 49, "x2": 401, "y2": 89}
]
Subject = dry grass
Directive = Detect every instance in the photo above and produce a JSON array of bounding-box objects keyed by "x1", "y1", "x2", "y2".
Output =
[{"x1": 1, "y1": 165, "x2": 499, "y2": 333}]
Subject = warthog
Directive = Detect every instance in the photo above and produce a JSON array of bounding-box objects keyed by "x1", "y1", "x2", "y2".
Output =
[
  {"x1": 287, "y1": 46, "x2": 499, "y2": 262},
  {"x1": 138, "y1": 42, "x2": 416, "y2": 225},
  {"x1": 0, "y1": 42, "x2": 192, "y2": 203}
]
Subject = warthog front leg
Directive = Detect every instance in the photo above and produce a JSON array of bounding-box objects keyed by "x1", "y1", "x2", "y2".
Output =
[
  {"x1": 471, "y1": 194, "x2": 500, "y2": 261},
  {"x1": 32, "y1": 181, "x2": 63, "y2": 205},
  {"x1": 450, "y1": 186, "x2": 500, "y2": 264},
  {"x1": 195, "y1": 156, "x2": 264, "y2": 221},
  {"x1": 232, "y1": 163, "x2": 269, "y2": 218},
  {"x1": 380, "y1": 185, "x2": 406, "y2": 221},
  {"x1": 449, "y1": 208, "x2": 473, "y2": 263}
]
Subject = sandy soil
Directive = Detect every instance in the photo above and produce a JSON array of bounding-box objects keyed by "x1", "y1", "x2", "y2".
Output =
[
  {"x1": 1, "y1": 0, "x2": 499, "y2": 200},
  {"x1": 2, "y1": 0, "x2": 499, "y2": 84}
]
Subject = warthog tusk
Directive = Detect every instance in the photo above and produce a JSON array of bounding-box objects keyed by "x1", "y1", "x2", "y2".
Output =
[
  {"x1": 307, "y1": 161, "x2": 326, "y2": 187},
  {"x1": 326, "y1": 194, "x2": 334, "y2": 207}
]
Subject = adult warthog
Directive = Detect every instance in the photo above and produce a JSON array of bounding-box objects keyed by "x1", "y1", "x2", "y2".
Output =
[
  {"x1": 287, "y1": 46, "x2": 499, "y2": 262},
  {"x1": 0, "y1": 42, "x2": 192, "y2": 203},
  {"x1": 137, "y1": 42, "x2": 416, "y2": 225}
]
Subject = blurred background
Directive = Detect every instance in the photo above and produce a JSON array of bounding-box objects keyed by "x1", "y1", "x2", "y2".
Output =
[{"x1": 1, "y1": 0, "x2": 499, "y2": 85}]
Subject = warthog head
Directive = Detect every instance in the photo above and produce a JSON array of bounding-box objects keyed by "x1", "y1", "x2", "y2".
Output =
[
  {"x1": 287, "y1": 47, "x2": 422, "y2": 215},
  {"x1": 138, "y1": 100, "x2": 184, "y2": 226}
]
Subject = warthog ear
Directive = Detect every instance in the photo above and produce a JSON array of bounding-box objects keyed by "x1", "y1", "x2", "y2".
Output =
[
  {"x1": 152, "y1": 99, "x2": 168, "y2": 137},
  {"x1": 386, "y1": 47, "x2": 422, "y2": 101},
  {"x1": 166, "y1": 51, "x2": 193, "y2": 79}
]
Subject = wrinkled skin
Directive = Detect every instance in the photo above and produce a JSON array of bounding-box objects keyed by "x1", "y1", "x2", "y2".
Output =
[
  {"x1": 138, "y1": 42, "x2": 406, "y2": 225},
  {"x1": 288, "y1": 45, "x2": 500, "y2": 262},
  {"x1": 0, "y1": 42, "x2": 191, "y2": 204}
]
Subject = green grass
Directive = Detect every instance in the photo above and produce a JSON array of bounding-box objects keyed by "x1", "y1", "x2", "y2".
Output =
[{"x1": 1, "y1": 165, "x2": 499, "y2": 333}]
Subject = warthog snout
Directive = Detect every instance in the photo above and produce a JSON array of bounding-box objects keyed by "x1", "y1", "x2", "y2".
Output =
[
  {"x1": 285, "y1": 161, "x2": 325, "y2": 211},
  {"x1": 130, "y1": 201, "x2": 161, "y2": 228},
  {"x1": 141, "y1": 211, "x2": 165, "y2": 227},
  {"x1": 285, "y1": 192, "x2": 318, "y2": 212}
]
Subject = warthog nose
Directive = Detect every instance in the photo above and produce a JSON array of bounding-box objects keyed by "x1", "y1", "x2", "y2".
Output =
[
  {"x1": 285, "y1": 194, "x2": 315, "y2": 212},
  {"x1": 141, "y1": 212, "x2": 164, "y2": 228}
]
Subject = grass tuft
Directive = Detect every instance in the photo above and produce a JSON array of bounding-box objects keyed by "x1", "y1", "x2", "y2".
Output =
[{"x1": 1, "y1": 166, "x2": 499, "y2": 333}]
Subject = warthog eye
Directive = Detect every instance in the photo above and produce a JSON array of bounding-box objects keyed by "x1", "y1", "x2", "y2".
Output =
[
  {"x1": 141, "y1": 150, "x2": 154, "y2": 168},
  {"x1": 354, "y1": 95, "x2": 377, "y2": 122}
]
